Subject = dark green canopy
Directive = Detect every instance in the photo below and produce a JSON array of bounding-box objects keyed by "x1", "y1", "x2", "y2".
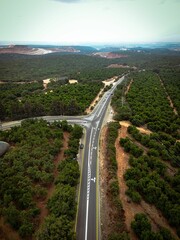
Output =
[{"x1": 0, "y1": 141, "x2": 9, "y2": 157}]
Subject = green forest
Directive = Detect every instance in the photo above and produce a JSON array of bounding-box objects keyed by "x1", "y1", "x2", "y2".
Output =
[
  {"x1": 131, "y1": 213, "x2": 176, "y2": 240},
  {"x1": 0, "y1": 52, "x2": 131, "y2": 121},
  {"x1": 112, "y1": 71, "x2": 179, "y2": 138},
  {"x1": 111, "y1": 65, "x2": 180, "y2": 239},
  {"x1": 0, "y1": 81, "x2": 104, "y2": 121},
  {"x1": 0, "y1": 119, "x2": 83, "y2": 239},
  {"x1": 0, "y1": 49, "x2": 180, "y2": 240},
  {"x1": 0, "y1": 54, "x2": 128, "y2": 82}
]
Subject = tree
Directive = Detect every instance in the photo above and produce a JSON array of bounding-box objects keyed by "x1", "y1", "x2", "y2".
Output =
[
  {"x1": 0, "y1": 101, "x2": 5, "y2": 120},
  {"x1": 131, "y1": 115, "x2": 145, "y2": 126},
  {"x1": 37, "y1": 215, "x2": 75, "y2": 240},
  {"x1": 47, "y1": 185, "x2": 76, "y2": 219},
  {"x1": 131, "y1": 213, "x2": 151, "y2": 238},
  {"x1": 4, "y1": 203, "x2": 21, "y2": 230},
  {"x1": 71, "y1": 124, "x2": 83, "y2": 139},
  {"x1": 108, "y1": 232, "x2": 130, "y2": 240}
]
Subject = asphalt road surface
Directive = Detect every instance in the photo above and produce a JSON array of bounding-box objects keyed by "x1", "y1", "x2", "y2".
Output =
[
  {"x1": 76, "y1": 76, "x2": 125, "y2": 240},
  {"x1": 1, "y1": 75, "x2": 125, "y2": 240}
]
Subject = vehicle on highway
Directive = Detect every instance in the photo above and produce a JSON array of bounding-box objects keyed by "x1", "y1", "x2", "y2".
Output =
[{"x1": 80, "y1": 143, "x2": 84, "y2": 149}]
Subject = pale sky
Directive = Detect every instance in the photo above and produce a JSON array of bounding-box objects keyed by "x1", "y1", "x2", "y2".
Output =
[{"x1": 0, "y1": 0, "x2": 180, "y2": 44}]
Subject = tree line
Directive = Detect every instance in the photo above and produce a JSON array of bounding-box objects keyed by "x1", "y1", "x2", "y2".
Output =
[
  {"x1": 0, "y1": 119, "x2": 83, "y2": 239},
  {"x1": 131, "y1": 213, "x2": 176, "y2": 240},
  {"x1": 0, "y1": 82, "x2": 103, "y2": 121},
  {"x1": 0, "y1": 53, "x2": 127, "y2": 82},
  {"x1": 120, "y1": 125, "x2": 180, "y2": 237}
]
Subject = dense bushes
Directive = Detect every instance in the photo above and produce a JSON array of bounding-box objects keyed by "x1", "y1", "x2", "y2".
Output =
[
  {"x1": 71, "y1": 68, "x2": 127, "y2": 82},
  {"x1": 107, "y1": 122, "x2": 121, "y2": 174},
  {"x1": 0, "y1": 119, "x2": 63, "y2": 237},
  {"x1": 123, "y1": 156, "x2": 180, "y2": 233},
  {"x1": 160, "y1": 69, "x2": 180, "y2": 114},
  {"x1": 127, "y1": 125, "x2": 180, "y2": 167},
  {"x1": 120, "y1": 125, "x2": 180, "y2": 236},
  {"x1": 120, "y1": 137, "x2": 143, "y2": 158},
  {"x1": 37, "y1": 214, "x2": 75, "y2": 240},
  {"x1": 131, "y1": 213, "x2": 176, "y2": 240},
  {"x1": 0, "y1": 119, "x2": 82, "y2": 239},
  {"x1": 111, "y1": 78, "x2": 132, "y2": 121},
  {"x1": 0, "y1": 54, "x2": 110, "y2": 82},
  {"x1": 124, "y1": 71, "x2": 179, "y2": 136},
  {"x1": 37, "y1": 122, "x2": 82, "y2": 239},
  {"x1": 0, "y1": 82, "x2": 103, "y2": 120}
]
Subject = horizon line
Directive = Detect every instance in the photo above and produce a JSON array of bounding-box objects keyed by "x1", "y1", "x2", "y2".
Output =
[{"x1": 1, "y1": 40, "x2": 180, "y2": 46}]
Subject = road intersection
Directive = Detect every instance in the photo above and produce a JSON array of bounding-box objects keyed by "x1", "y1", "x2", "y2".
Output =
[{"x1": 1, "y1": 76, "x2": 125, "y2": 240}]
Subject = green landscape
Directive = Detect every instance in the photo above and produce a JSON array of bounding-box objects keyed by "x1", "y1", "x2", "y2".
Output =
[
  {"x1": 0, "y1": 47, "x2": 180, "y2": 240},
  {"x1": 110, "y1": 61, "x2": 180, "y2": 240}
]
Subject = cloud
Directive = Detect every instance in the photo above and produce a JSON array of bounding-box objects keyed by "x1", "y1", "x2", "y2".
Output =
[
  {"x1": 160, "y1": 0, "x2": 180, "y2": 3},
  {"x1": 52, "y1": 0, "x2": 81, "y2": 3}
]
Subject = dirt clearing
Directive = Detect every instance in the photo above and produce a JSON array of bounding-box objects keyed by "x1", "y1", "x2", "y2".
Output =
[{"x1": 43, "y1": 79, "x2": 50, "y2": 90}]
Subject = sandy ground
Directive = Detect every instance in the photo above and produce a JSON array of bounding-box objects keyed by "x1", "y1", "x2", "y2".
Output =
[
  {"x1": 102, "y1": 77, "x2": 118, "y2": 86},
  {"x1": 86, "y1": 78, "x2": 117, "y2": 114},
  {"x1": 119, "y1": 121, "x2": 152, "y2": 135},
  {"x1": 69, "y1": 79, "x2": 78, "y2": 84},
  {"x1": 43, "y1": 78, "x2": 50, "y2": 89}
]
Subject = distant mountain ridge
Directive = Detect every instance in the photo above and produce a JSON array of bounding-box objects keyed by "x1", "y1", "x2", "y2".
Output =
[
  {"x1": 0, "y1": 43, "x2": 180, "y2": 56},
  {"x1": 0, "y1": 45, "x2": 97, "y2": 55}
]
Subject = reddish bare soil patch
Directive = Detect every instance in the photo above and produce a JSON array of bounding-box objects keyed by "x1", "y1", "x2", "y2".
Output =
[
  {"x1": 36, "y1": 132, "x2": 69, "y2": 227},
  {"x1": 125, "y1": 79, "x2": 133, "y2": 95},
  {"x1": 99, "y1": 126, "x2": 110, "y2": 239},
  {"x1": 116, "y1": 124, "x2": 178, "y2": 239},
  {"x1": 99, "y1": 126, "x2": 126, "y2": 239},
  {"x1": 0, "y1": 217, "x2": 20, "y2": 240}
]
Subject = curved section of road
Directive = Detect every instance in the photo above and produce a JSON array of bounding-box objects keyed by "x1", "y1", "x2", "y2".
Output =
[{"x1": 1, "y1": 75, "x2": 126, "y2": 240}]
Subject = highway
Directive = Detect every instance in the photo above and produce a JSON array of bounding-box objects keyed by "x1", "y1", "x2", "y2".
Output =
[{"x1": 1, "y1": 76, "x2": 125, "y2": 240}]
